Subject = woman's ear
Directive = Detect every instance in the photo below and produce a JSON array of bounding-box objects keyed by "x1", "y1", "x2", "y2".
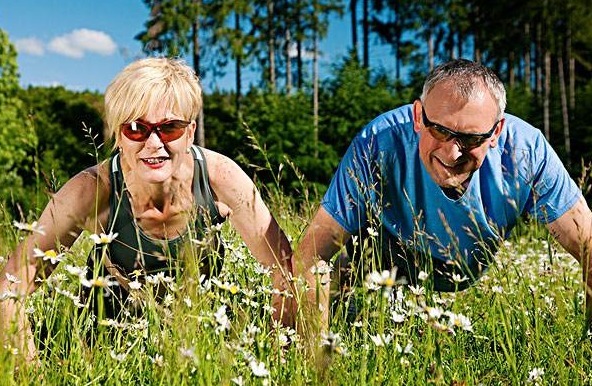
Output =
[{"x1": 187, "y1": 120, "x2": 197, "y2": 146}]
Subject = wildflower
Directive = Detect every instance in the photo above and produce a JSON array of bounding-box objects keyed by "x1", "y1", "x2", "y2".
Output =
[
  {"x1": 33, "y1": 248, "x2": 65, "y2": 265},
  {"x1": 65, "y1": 264, "x2": 87, "y2": 277},
  {"x1": 110, "y1": 350, "x2": 127, "y2": 362},
  {"x1": 431, "y1": 320, "x2": 454, "y2": 334},
  {"x1": 310, "y1": 261, "x2": 332, "y2": 276},
  {"x1": 89, "y1": 231, "x2": 118, "y2": 245},
  {"x1": 446, "y1": 311, "x2": 473, "y2": 332},
  {"x1": 396, "y1": 341, "x2": 413, "y2": 355},
  {"x1": 369, "y1": 333, "x2": 392, "y2": 347},
  {"x1": 211, "y1": 278, "x2": 240, "y2": 294},
  {"x1": 0, "y1": 256, "x2": 5, "y2": 264},
  {"x1": 491, "y1": 285, "x2": 504, "y2": 294},
  {"x1": 451, "y1": 273, "x2": 468, "y2": 283},
  {"x1": 391, "y1": 310, "x2": 407, "y2": 323},
  {"x1": 425, "y1": 306, "x2": 444, "y2": 320},
  {"x1": 367, "y1": 227, "x2": 379, "y2": 237},
  {"x1": 13, "y1": 220, "x2": 45, "y2": 235},
  {"x1": 149, "y1": 353, "x2": 164, "y2": 367},
  {"x1": 146, "y1": 271, "x2": 174, "y2": 285},
  {"x1": 128, "y1": 280, "x2": 142, "y2": 290},
  {"x1": 5, "y1": 273, "x2": 21, "y2": 284},
  {"x1": 527, "y1": 367, "x2": 544, "y2": 384},
  {"x1": 418, "y1": 271, "x2": 429, "y2": 281},
  {"x1": 253, "y1": 263, "x2": 271, "y2": 276},
  {"x1": 214, "y1": 305, "x2": 230, "y2": 334},
  {"x1": 249, "y1": 360, "x2": 270, "y2": 377},
  {"x1": 162, "y1": 293, "x2": 174, "y2": 307},
  {"x1": 0, "y1": 290, "x2": 18, "y2": 301},
  {"x1": 320, "y1": 331, "x2": 348, "y2": 355},
  {"x1": 408, "y1": 285, "x2": 425, "y2": 296},
  {"x1": 231, "y1": 376, "x2": 245, "y2": 386},
  {"x1": 179, "y1": 346, "x2": 196, "y2": 360},
  {"x1": 81, "y1": 275, "x2": 119, "y2": 288},
  {"x1": 183, "y1": 296, "x2": 192, "y2": 308},
  {"x1": 365, "y1": 268, "x2": 404, "y2": 293}
]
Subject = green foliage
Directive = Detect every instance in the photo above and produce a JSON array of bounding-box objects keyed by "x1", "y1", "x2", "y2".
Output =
[
  {"x1": 0, "y1": 30, "x2": 38, "y2": 212},
  {"x1": 19, "y1": 86, "x2": 105, "y2": 188}
]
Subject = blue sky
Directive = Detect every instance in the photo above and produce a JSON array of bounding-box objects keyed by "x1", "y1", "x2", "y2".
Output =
[{"x1": 1, "y1": 1, "x2": 395, "y2": 94}]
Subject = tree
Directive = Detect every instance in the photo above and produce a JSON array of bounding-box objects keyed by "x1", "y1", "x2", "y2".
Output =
[
  {"x1": 0, "y1": 29, "x2": 38, "y2": 210},
  {"x1": 136, "y1": 0, "x2": 207, "y2": 145}
]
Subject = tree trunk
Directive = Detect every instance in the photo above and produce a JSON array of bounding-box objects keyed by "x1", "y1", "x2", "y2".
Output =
[
  {"x1": 313, "y1": 0, "x2": 319, "y2": 158},
  {"x1": 362, "y1": 0, "x2": 369, "y2": 68},
  {"x1": 191, "y1": 1, "x2": 205, "y2": 147},
  {"x1": 524, "y1": 22, "x2": 531, "y2": 92},
  {"x1": 567, "y1": 24, "x2": 575, "y2": 111},
  {"x1": 267, "y1": 0, "x2": 276, "y2": 92},
  {"x1": 508, "y1": 51, "x2": 515, "y2": 88},
  {"x1": 235, "y1": 11, "x2": 242, "y2": 116},
  {"x1": 536, "y1": 22, "x2": 543, "y2": 101},
  {"x1": 285, "y1": 29, "x2": 292, "y2": 94},
  {"x1": 350, "y1": 0, "x2": 358, "y2": 59},
  {"x1": 558, "y1": 53, "x2": 571, "y2": 167},
  {"x1": 428, "y1": 32, "x2": 434, "y2": 70},
  {"x1": 543, "y1": 50, "x2": 551, "y2": 140}
]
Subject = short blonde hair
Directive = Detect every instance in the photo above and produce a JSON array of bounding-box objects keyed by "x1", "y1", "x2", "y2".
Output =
[{"x1": 104, "y1": 57, "x2": 202, "y2": 147}]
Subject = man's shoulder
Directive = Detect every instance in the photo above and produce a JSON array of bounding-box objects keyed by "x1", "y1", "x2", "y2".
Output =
[{"x1": 357, "y1": 104, "x2": 415, "y2": 141}]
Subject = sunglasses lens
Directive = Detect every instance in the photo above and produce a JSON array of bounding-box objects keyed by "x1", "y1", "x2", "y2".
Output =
[
  {"x1": 428, "y1": 126, "x2": 451, "y2": 141},
  {"x1": 158, "y1": 120, "x2": 188, "y2": 142},
  {"x1": 122, "y1": 121, "x2": 151, "y2": 141},
  {"x1": 121, "y1": 120, "x2": 189, "y2": 142}
]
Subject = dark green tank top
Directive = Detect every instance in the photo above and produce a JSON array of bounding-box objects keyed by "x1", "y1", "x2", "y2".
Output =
[
  {"x1": 85, "y1": 146, "x2": 225, "y2": 319},
  {"x1": 105, "y1": 145, "x2": 224, "y2": 276}
]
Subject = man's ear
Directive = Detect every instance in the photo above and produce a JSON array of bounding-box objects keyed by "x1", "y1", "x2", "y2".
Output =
[
  {"x1": 412, "y1": 100, "x2": 423, "y2": 133},
  {"x1": 489, "y1": 118, "x2": 505, "y2": 148}
]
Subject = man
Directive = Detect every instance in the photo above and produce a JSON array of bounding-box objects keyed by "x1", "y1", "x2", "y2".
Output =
[{"x1": 295, "y1": 59, "x2": 592, "y2": 327}]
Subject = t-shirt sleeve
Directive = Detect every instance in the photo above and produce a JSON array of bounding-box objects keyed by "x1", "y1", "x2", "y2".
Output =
[
  {"x1": 525, "y1": 132, "x2": 582, "y2": 223},
  {"x1": 321, "y1": 132, "x2": 379, "y2": 234}
]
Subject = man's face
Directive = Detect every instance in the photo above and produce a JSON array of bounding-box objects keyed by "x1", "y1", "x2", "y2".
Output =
[{"x1": 413, "y1": 81, "x2": 504, "y2": 190}]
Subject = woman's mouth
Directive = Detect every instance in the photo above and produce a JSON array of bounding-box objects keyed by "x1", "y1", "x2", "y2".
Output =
[{"x1": 141, "y1": 157, "x2": 169, "y2": 166}]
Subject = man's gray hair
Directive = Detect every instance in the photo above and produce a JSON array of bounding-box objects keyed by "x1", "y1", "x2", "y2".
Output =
[{"x1": 420, "y1": 59, "x2": 506, "y2": 120}]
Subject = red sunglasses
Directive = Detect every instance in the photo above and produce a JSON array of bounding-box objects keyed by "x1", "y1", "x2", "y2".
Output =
[{"x1": 121, "y1": 119, "x2": 191, "y2": 142}]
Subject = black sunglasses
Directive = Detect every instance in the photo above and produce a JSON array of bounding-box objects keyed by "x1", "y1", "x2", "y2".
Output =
[{"x1": 421, "y1": 105, "x2": 499, "y2": 149}]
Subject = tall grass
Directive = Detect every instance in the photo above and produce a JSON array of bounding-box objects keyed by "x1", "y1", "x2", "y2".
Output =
[{"x1": 1, "y1": 136, "x2": 591, "y2": 385}]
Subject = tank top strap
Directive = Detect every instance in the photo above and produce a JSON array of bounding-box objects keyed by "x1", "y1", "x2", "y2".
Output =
[{"x1": 190, "y1": 145, "x2": 223, "y2": 226}]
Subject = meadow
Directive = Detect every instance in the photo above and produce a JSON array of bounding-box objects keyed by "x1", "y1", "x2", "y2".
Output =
[{"x1": 0, "y1": 158, "x2": 591, "y2": 386}]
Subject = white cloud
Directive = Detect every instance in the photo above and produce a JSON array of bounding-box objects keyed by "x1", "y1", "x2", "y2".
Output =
[
  {"x1": 15, "y1": 38, "x2": 45, "y2": 56},
  {"x1": 48, "y1": 29, "x2": 117, "y2": 59},
  {"x1": 287, "y1": 42, "x2": 317, "y2": 60}
]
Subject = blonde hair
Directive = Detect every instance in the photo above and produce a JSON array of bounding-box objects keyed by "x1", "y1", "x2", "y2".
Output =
[{"x1": 104, "y1": 57, "x2": 202, "y2": 147}]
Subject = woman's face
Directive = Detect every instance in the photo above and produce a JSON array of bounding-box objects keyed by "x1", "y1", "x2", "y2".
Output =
[{"x1": 119, "y1": 104, "x2": 195, "y2": 185}]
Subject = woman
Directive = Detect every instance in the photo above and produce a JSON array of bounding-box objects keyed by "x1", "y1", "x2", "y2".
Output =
[{"x1": 0, "y1": 57, "x2": 295, "y2": 360}]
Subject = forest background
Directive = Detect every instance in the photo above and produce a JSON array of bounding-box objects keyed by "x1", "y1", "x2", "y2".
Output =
[{"x1": 1, "y1": 0, "x2": 591, "y2": 218}]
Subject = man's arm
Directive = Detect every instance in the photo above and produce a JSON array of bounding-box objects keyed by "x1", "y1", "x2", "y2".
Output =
[
  {"x1": 294, "y1": 207, "x2": 350, "y2": 332},
  {"x1": 546, "y1": 197, "x2": 592, "y2": 328}
]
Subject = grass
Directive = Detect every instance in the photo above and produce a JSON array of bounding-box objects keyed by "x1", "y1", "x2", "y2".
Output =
[
  {"x1": 1, "y1": 132, "x2": 591, "y2": 384},
  {"x1": 1, "y1": 199, "x2": 591, "y2": 385}
]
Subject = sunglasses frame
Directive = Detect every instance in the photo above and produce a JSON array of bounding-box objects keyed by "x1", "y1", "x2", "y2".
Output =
[
  {"x1": 121, "y1": 119, "x2": 191, "y2": 143},
  {"x1": 421, "y1": 105, "x2": 499, "y2": 149}
]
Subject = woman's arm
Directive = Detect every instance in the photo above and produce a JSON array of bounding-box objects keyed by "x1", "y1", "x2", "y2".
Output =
[
  {"x1": 0, "y1": 164, "x2": 110, "y2": 361},
  {"x1": 204, "y1": 149, "x2": 295, "y2": 326}
]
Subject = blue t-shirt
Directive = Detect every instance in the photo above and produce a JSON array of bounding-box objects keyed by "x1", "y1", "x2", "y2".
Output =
[{"x1": 322, "y1": 104, "x2": 582, "y2": 289}]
